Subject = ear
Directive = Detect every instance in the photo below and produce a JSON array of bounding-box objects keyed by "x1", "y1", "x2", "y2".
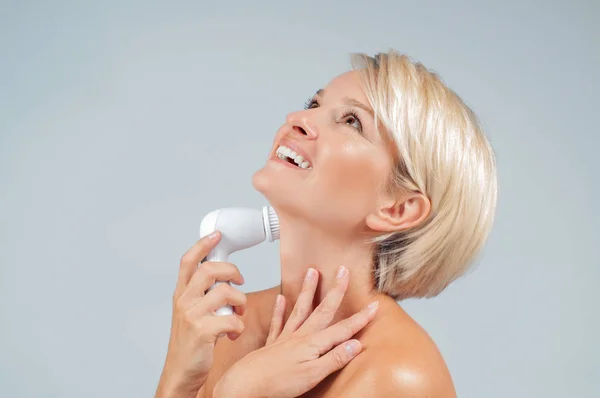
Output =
[{"x1": 366, "y1": 192, "x2": 431, "y2": 233}]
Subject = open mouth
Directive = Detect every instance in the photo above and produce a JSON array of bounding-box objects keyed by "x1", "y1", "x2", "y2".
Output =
[{"x1": 276, "y1": 145, "x2": 312, "y2": 169}]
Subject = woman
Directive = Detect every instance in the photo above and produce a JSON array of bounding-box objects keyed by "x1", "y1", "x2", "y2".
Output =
[{"x1": 155, "y1": 50, "x2": 497, "y2": 398}]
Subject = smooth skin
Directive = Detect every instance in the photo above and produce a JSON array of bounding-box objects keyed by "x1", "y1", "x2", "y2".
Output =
[
  {"x1": 213, "y1": 266, "x2": 379, "y2": 398},
  {"x1": 199, "y1": 283, "x2": 455, "y2": 398}
]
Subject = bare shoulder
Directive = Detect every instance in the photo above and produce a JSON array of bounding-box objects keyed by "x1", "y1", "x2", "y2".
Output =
[
  {"x1": 342, "y1": 353, "x2": 457, "y2": 398},
  {"x1": 336, "y1": 302, "x2": 456, "y2": 398}
]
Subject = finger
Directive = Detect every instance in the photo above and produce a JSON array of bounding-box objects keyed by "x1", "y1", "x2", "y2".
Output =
[
  {"x1": 265, "y1": 294, "x2": 286, "y2": 346},
  {"x1": 279, "y1": 268, "x2": 319, "y2": 339},
  {"x1": 306, "y1": 339, "x2": 362, "y2": 381},
  {"x1": 311, "y1": 301, "x2": 378, "y2": 355},
  {"x1": 189, "y1": 282, "x2": 248, "y2": 316},
  {"x1": 178, "y1": 261, "x2": 245, "y2": 304},
  {"x1": 196, "y1": 314, "x2": 245, "y2": 343},
  {"x1": 297, "y1": 265, "x2": 349, "y2": 334},
  {"x1": 175, "y1": 231, "x2": 221, "y2": 298}
]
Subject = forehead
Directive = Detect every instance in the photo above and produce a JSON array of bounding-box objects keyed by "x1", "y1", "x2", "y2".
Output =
[{"x1": 322, "y1": 70, "x2": 368, "y2": 102}]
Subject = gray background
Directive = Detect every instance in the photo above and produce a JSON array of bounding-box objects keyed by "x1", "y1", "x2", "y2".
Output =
[{"x1": 1, "y1": 0, "x2": 598, "y2": 397}]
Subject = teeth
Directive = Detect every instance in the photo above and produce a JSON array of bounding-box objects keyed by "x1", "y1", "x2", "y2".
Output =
[{"x1": 275, "y1": 145, "x2": 312, "y2": 169}]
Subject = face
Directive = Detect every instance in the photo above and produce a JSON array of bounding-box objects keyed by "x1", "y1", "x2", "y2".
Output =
[{"x1": 252, "y1": 70, "x2": 395, "y2": 236}]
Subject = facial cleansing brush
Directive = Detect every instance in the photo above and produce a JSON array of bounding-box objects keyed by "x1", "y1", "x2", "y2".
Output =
[{"x1": 199, "y1": 206, "x2": 280, "y2": 316}]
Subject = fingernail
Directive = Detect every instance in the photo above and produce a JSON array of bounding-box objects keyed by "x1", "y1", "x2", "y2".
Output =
[
  {"x1": 368, "y1": 301, "x2": 379, "y2": 313},
  {"x1": 208, "y1": 230, "x2": 219, "y2": 239},
  {"x1": 275, "y1": 294, "x2": 283, "y2": 309},
  {"x1": 345, "y1": 340, "x2": 360, "y2": 356},
  {"x1": 305, "y1": 268, "x2": 316, "y2": 281},
  {"x1": 336, "y1": 265, "x2": 347, "y2": 279}
]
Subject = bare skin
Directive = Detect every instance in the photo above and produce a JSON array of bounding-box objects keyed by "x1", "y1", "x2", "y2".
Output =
[{"x1": 199, "y1": 284, "x2": 455, "y2": 398}]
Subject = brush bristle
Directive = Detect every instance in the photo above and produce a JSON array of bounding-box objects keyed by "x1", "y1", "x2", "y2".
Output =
[{"x1": 267, "y1": 206, "x2": 280, "y2": 240}]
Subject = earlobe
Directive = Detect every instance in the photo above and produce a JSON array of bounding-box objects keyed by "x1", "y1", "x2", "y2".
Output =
[{"x1": 366, "y1": 193, "x2": 431, "y2": 233}]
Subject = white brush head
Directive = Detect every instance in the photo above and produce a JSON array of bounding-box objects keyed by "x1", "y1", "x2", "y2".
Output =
[{"x1": 263, "y1": 206, "x2": 280, "y2": 242}]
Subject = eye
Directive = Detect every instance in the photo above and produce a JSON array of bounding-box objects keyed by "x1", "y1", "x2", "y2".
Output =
[
  {"x1": 341, "y1": 109, "x2": 363, "y2": 133},
  {"x1": 304, "y1": 97, "x2": 318, "y2": 110},
  {"x1": 303, "y1": 97, "x2": 363, "y2": 134}
]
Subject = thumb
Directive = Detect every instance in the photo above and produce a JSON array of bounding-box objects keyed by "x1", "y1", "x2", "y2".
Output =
[{"x1": 310, "y1": 339, "x2": 362, "y2": 378}]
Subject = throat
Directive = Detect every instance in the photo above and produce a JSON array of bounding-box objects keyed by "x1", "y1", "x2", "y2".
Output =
[{"x1": 277, "y1": 219, "x2": 379, "y2": 325}]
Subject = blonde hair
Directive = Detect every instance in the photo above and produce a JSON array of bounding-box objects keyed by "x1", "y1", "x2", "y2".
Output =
[{"x1": 350, "y1": 50, "x2": 498, "y2": 300}]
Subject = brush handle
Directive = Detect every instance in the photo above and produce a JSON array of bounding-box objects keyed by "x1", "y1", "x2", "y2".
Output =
[
  {"x1": 206, "y1": 282, "x2": 233, "y2": 316},
  {"x1": 203, "y1": 251, "x2": 234, "y2": 317}
]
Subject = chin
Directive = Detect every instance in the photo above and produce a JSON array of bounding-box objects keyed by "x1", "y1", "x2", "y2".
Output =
[
  {"x1": 251, "y1": 167, "x2": 310, "y2": 224},
  {"x1": 253, "y1": 168, "x2": 344, "y2": 234},
  {"x1": 252, "y1": 166, "x2": 298, "y2": 215},
  {"x1": 253, "y1": 162, "x2": 366, "y2": 234},
  {"x1": 252, "y1": 167, "x2": 268, "y2": 198}
]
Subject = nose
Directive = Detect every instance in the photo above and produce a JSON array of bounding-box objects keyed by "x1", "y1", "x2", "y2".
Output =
[{"x1": 285, "y1": 111, "x2": 318, "y2": 139}]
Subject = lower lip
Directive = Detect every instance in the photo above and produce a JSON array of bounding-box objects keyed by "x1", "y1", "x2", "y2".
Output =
[{"x1": 270, "y1": 156, "x2": 310, "y2": 170}]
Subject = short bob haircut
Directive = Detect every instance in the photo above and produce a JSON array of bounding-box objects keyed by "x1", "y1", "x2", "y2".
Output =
[{"x1": 351, "y1": 50, "x2": 498, "y2": 300}]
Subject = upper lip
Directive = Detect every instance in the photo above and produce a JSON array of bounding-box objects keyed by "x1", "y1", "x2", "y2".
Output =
[{"x1": 275, "y1": 138, "x2": 313, "y2": 165}]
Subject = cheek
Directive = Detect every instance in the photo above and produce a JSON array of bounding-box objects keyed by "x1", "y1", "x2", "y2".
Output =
[{"x1": 319, "y1": 144, "x2": 386, "y2": 205}]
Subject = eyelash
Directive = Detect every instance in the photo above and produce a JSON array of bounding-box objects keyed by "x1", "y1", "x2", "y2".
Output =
[{"x1": 303, "y1": 97, "x2": 363, "y2": 133}]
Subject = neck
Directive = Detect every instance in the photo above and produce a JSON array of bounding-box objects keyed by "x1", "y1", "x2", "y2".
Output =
[{"x1": 276, "y1": 214, "x2": 386, "y2": 326}]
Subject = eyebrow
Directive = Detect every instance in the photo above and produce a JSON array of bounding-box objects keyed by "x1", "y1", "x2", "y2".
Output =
[{"x1": 314, "y1": 88, "x2": 374, "y2": 118}]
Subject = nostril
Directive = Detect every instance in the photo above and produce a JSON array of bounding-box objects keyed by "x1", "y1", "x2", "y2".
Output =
[{"x1": 293, "y1": 126, "x2": 307, "y2": 135}]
